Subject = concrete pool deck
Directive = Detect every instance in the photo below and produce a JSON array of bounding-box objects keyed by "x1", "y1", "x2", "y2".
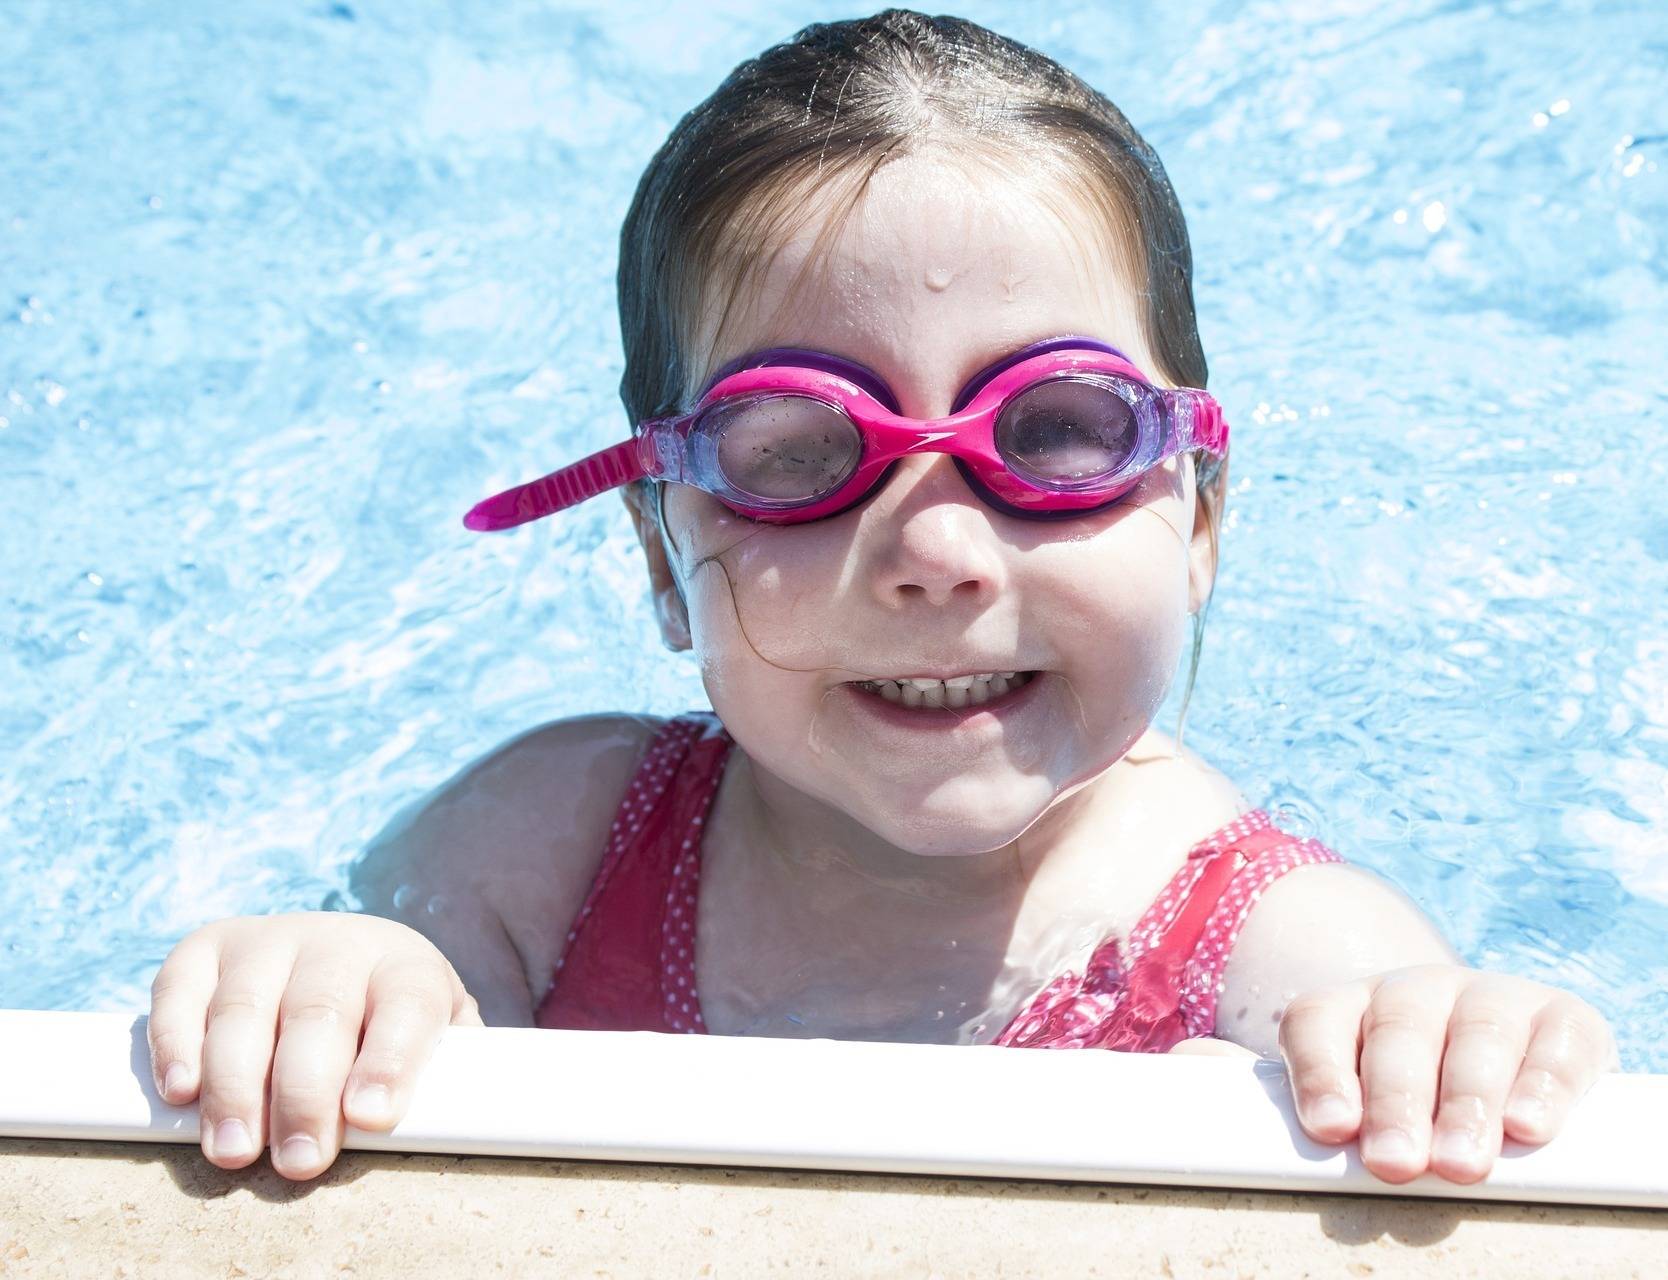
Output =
[{"x1": 2, "y1": 1139, "x2": 1665, "y2": 1277}]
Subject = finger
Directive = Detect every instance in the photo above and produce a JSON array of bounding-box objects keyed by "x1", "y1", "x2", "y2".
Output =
[
  {"x1": 148, "y1": 930, "x2": 222, "y2": 1105},
  {"x1": 1502, "y1": 994, "x2": 1617, "y2": 1146},
  {"x1": 1428, "y1": 980, "x2": 1532, "y2": 1185},
  {"x1": 452, "y1": 987, "x2": 486, "y2": 1028},
  {"x1": 197, "y1": 943, "x2": 296, "y2": 1169},
  {"x1": 1277, "y1": 982, "x2": 1372, "y2": 1144},
  {"x1": 338, "y1": 950, "x2": 470, "y2": 1141},
  {"x1": 267, "y1": 956, "x2": 373, "y2": 1180},
  {"x1": 1356, "y1": 970, "x2": 1457, "y2": 1184}
]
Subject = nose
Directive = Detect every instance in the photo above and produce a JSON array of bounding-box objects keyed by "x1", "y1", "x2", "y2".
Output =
[{"x1": 867, "y1": 454, "x2": 1008, "y2": 609}]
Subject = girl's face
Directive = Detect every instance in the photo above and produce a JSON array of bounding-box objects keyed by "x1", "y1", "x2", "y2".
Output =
[{"x1": 627, "y1": 152, "x2": 1221, "y2": 859}]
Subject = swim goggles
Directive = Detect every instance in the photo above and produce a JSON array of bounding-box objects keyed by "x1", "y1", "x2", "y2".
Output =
[{"x1": 462, "y1": 335, "x2": 1229, "y2": 530}]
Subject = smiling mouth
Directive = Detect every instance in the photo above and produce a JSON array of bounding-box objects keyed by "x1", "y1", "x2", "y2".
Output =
[{"x1": 846, "y1": 671, "x2": 1040, "y2": 710}]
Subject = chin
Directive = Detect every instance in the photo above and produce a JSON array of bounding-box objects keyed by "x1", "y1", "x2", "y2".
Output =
[
  {"x1": 869, "y1": 804, "x2": 1048, "y2": 858},
  {"x1": 826, "y1": 757, "x2": 1064, "y2": 854}
]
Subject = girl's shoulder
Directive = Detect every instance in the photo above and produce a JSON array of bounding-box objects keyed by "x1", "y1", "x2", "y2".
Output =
[
  {"x1": 366, "y1": 711, "x2": 676, "y2": 1009},
  {"x1": 485, "y1": 712, "x2": 680, "y2": 999}
]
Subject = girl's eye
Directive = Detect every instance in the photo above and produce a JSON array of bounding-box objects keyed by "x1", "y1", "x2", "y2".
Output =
[
  {"x1": 996, "y1": 377, "x2": 1141, "y2": 485},
  {"x1": 710, "y1": 394, "x2": 862, "y2": 502}
]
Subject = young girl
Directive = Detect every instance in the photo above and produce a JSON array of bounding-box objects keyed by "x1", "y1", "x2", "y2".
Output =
[{"x1": 147, "y1": 10, "x2": 1618, "y2": 1187}]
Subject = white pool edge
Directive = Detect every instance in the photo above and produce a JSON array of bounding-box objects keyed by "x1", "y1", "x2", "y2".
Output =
[{"x1": 2, "y1": 1008, "x2": 1663, "y2": 1209}]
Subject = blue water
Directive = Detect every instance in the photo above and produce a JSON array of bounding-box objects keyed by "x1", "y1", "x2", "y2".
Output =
[{"x1": 3, "y1": 1, "x2": 1665, "y2": 1070}]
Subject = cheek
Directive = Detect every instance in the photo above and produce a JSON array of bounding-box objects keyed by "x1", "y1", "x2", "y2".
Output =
[
  {"x1": 1047, "y1": 506, "x2": 1193, "y2": 707},
  {"x1": 669, "y1": 496, "x2": 853, "y2": 678}
]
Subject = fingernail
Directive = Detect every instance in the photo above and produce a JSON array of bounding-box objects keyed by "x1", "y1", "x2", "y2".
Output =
[
  {"x1": 350, "y1": 1084, "x2": 391, "y2": 1121},
  {"x1": 1362, "y1": 1128, "x2": 1416, "y2": 1164},
  {"x1": 1507, "y1": 1096, "x2": 1548, "y2": 1131},
  {"x1": 1310, "y1": 1093, "x2": 1354, "y2": 1130},
  {"x1": 212, "y1": 1118, "x2": 252, "y2": 1160},
  {"x1": 163, "y1": 1062, "x2": 190, "y2": 1099},
  {"x1": 1432, "y1": 1128, "x2": 1481, "y2": 1165},
  {"x1": 279, "y1": 1135, "x2": 321, "y2": 1171}
]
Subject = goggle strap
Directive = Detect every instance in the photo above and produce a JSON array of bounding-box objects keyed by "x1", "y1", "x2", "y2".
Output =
[
  {"x1": 1180, "y1": 391, "x2": 1229, "y2": 455},
  {"x1": 463, "y1": 438, "x2": 647, "y2": 531}
]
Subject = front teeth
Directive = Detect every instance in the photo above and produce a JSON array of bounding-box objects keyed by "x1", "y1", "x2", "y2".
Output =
[{"x1": 854, "y1": 671, "x2": 1033, "y2": 709}]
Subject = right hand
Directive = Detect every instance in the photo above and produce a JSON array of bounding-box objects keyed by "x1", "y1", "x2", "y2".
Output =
[{"x1": 147, "y1": 911, "x2": 484, "y2": 1181}]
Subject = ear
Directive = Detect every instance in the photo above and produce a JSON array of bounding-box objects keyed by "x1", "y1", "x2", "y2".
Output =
[
  {"x1": 1187, "y1": 451, "x2": 1230, "y2": 617},
  {"x1": 622, "y1": 484, "x2": 693, "y2": 652}
]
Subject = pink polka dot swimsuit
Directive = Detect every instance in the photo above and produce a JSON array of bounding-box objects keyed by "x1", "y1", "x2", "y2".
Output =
[{"x1": 534, "y1": 711, "x2": 1346, "y2": 1050}]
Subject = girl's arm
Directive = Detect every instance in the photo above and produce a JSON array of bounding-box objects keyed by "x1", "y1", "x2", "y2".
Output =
[
  {"x1": 349, "y1": 714, "x2": 665, "y2": 1026},
  {"x1": 1208, "y1": 863, "x2": 1618, "y2": 1187},
  {"x1": 1212, "y1": 862, "x2": 1462, "y2": 1056}
]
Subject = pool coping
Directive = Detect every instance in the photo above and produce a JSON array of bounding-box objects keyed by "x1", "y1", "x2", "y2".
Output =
[{"x1": 3, "y1": 1009, "x2": 1666, "y2": 1211}]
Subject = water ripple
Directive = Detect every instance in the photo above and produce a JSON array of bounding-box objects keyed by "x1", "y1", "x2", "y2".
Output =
[{"x1": 2, "y1": 0, "x2": 1665, "y2": 1069}]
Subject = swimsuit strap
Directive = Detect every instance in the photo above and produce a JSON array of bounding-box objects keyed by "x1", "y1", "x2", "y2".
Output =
[
  {"x1": 533, "y1": 711, "x2": 733, "y2": 1032},
  {"x1": 1176, "y1": 811, "x2": 1345, "y2": 1038},
  {"x1": 994, "y1": 808, "x2": 1346, "y2": 1051}
]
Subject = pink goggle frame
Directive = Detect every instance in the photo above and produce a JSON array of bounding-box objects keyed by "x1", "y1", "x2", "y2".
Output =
[{"x1": 463, "y1": 338, "x2": 1229, "y2": 530}]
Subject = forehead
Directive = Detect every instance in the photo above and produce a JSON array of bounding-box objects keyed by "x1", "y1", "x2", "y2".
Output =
[{"x1": 690, "y1": 151, "x2": 1158, "y2": 407}]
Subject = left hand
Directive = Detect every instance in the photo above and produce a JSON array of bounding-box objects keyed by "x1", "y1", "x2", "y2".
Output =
[{"x1": 1267, "y1": 963, "x2": 1620, "y2": 1184}]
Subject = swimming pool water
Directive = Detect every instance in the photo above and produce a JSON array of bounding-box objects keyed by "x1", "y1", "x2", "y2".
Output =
[{"x1": 3, "y1": 0, "x2": 1666, "y2": 1069}]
